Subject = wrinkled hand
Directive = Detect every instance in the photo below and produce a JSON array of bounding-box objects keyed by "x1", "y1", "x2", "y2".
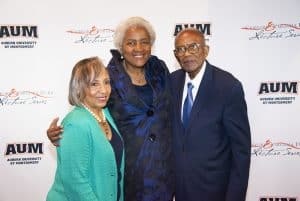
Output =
[{"x1": 47, "y1": 117, "x2": 63, "y2": 146}]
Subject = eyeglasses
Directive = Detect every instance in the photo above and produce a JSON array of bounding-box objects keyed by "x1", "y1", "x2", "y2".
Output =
[{"x1": 174, "y1": 43, "x2": 203, "y2": 57}]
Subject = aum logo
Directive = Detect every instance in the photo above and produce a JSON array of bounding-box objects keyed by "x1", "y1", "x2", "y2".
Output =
[
  {"x1": 258, "y1": 81, "x2": 298, "y2": 95},
  {"x1": 5, "y1": 143, "x2": 43, "y2": 156},
  {"x1": 0, "y1": 25, "x2": 38, "y2": 38},
  {"x1": 260, "y1": 197, "x2": 297, "y2": 201},
  {"x1": 174, "y1": 23, "x2": 211, "y2": 36}
]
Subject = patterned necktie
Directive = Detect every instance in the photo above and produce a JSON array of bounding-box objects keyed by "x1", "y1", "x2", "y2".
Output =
[{"x1": 182, "y1": 82, "x2": 194, "y2": 128}]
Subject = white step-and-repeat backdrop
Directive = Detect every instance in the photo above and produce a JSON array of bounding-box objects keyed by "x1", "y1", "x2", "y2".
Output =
[{"x1": 1, "y1": 0, "x2": 299, "y2": 200}]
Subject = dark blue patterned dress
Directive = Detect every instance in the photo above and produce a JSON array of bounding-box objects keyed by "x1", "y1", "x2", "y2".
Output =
[{"x1": 107, "y1": 50, "x2": 175, "y2": 201}]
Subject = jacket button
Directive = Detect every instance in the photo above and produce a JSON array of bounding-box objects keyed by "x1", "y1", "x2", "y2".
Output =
[
  {"x1": 148, "y1": 134, "x2": 156, "y2": 142},
  {"x1": 147, "y1": 109, "x2": 154, "y2": 116}
]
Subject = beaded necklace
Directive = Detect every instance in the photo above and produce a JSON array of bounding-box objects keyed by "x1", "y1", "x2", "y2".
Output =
[
  {"x1": 82, "y1": 104, "x2": 110, "y2": 138},
  {"x1": 82, "y1": 103, "x2": 106, "y2": 122}
]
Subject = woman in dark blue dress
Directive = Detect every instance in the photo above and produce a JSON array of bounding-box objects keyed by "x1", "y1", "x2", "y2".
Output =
[{"x1": 107, "y1": 17, "x2": 174, "y2": 201}]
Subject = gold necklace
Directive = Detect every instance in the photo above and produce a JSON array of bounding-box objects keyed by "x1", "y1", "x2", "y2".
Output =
[
  {"x1": 133, "y1": 74, "x2": 146, "y2": 84},
  {"x1": 82, "y1": 103, "x2": 106, "y2": 123},
  {"x1": 82, "y1": 104, "x2": 110, "y2": 138},
  {"x1": 123, "y1": 61, "x2": 146, "y2": 84}
]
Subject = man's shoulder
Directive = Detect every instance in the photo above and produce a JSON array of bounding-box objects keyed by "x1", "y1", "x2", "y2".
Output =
[
  {"x1": 170, "y1": 69, "x2": 184, "y2": 78},
  {"x1": 208, "y1": 63, "x2": 240, "y2": 85}
]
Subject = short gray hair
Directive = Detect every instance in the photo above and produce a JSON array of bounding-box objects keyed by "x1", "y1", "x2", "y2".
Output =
[
  {"x1": 174, "y1": 27, "x2": 205, "y2": 46},
  {"x1": 68, "y1": 57, "x2": 106, "y2": 106},
  {"x1": 113, "y1": 16, "x2": 156, "y2": 53}
]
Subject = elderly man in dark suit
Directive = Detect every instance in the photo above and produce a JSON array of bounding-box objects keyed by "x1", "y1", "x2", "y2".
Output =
[{"x1": 170, "y1": 28, "x2": 251, "y2": 201}]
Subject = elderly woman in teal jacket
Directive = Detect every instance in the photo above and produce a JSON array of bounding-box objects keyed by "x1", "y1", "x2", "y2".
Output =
[{"x1": 47, "y1": 57, "x2": 124, "y2": 201}]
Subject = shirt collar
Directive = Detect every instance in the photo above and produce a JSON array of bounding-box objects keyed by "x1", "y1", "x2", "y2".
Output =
[{"x1": 184, "y1": 60, "x2": 207, "y2": 88}]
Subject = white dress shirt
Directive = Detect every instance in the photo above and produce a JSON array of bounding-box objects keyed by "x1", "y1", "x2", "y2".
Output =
[{"x1": 181, "y1": 61, "x2": 207, "y2": 120}]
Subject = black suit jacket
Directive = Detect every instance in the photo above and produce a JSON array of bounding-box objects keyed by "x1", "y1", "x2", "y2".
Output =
[{"x1": 170, "y1": 61, "x2": 251, "y2": 201}]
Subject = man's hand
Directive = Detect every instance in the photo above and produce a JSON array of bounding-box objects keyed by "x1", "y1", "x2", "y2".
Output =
[{"x1": 47, "y1": 117, "x2": 63, "y2": 146}]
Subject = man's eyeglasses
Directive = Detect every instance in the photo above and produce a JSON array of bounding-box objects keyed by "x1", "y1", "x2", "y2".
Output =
[{"x1": 174, "y1": 43, "x2": 203, "y2": 57}]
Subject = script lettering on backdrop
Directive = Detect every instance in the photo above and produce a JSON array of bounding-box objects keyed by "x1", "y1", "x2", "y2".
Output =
[
  {"x1": 66, "y1": 26, "x2": 114, "y2": 44},
  {"x1": 252, "y1": 139, "x2": 300, "y2": 157},
  {"x1": 241, "y1": 21, "x2": 300, "y2": 40},
  {"x1": 0, "y1": 88, "x2": 53, "y2": 106}
]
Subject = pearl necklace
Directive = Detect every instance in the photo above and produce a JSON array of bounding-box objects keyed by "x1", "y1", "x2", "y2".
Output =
[
  {"x1": 82, "y1": 104, "x2": 106, "y2": 123},
  {"x1": 82, "y1": 104, "x2": 110, "y2": 138}
]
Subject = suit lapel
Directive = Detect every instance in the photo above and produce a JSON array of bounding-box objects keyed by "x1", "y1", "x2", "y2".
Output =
[{"x1": 187, "y1": 62, "x2": 213, "y2": 129}]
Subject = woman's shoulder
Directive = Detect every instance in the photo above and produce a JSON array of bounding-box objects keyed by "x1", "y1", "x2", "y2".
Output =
[
  {"x1": 62, "y1": 106, "x2": 90, "y2": 127},
  {"x1": 147, "y1": 55, "x2": 170, "y2": 76}
]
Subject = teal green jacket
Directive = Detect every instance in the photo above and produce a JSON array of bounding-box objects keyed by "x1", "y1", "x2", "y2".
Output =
[{"x1": 47, "y1": 106, "x2": 124, "y2": 201}]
